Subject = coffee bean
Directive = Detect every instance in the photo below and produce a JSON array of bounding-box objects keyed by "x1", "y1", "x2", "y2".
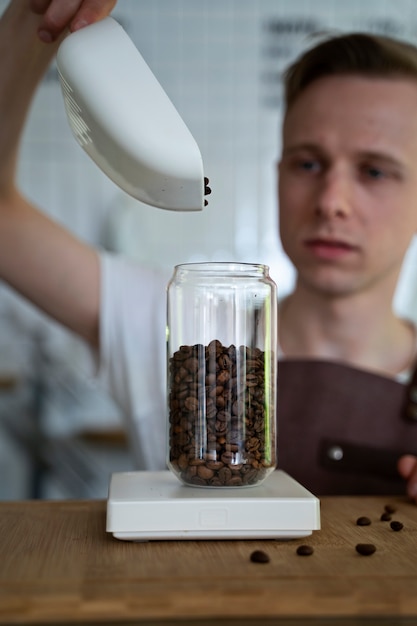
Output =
[
  {"x1": 356, "y1": 516, "x2": 371, "y2": 526},
  {"x1": 390, "y1": 520, "x2": 404, "y2": 532},
  {"x1": 384, "y1": 504, "x2": 397, "y2": 514},
  {"x1": 355, "y1": 543, "x2": 376, "y2": 556},
  {"x1": 197, "y1": 465, "x2": 214, "y2": 480},
  {"x1": 184, "y1": 396, "x2": 199, "y2": 412},
  {"x1": 380, "y1": 512, "x2": 392, "y2": 522},
  {"x1": 204, "y1": 175, "x2": 211, "y2": 206},
  {"x1": 296, "y1": 544, "x2": 314, "y2": 556},
  {"x1": 168, "y1": 340, "x2": 275, "y2": 487},
  {"x1": 250, "y1": 550, "x2": 270, "y2": 563}
]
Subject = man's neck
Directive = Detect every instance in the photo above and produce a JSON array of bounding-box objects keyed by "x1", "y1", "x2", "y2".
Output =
[{"x1": 279, "y1": 284, "x2": 416, "y2": 378}]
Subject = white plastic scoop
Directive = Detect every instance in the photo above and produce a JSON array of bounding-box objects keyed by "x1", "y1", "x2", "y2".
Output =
[{"x1": 56, "y1": 17, "x2": 204, "y2": 211}]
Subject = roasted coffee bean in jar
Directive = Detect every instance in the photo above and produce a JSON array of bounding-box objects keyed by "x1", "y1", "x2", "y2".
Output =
[{"x1": 166, "y1": 262, "x2": 277, "y2": 487}]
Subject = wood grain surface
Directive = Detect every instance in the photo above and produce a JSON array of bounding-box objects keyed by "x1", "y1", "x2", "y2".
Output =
[{"x1": 1, "y1": 495, "x2": 417, "y2": 625}]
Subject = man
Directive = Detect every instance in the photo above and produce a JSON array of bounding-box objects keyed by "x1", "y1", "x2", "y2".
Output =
[
  {"x1": 0, "y1": 1, "x2": 416, "y2": 497},
  {"x1": 276, "y1": 34, "x2": 417, "y2": 496}
]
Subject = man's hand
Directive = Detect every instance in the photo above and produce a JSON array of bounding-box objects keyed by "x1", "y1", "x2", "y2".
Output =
[
  {"x1": 29, "y1": 0, "x2": 117, "y2": 43},
  {"x1": 398, "y1": 454, "x2": 417, "y2": 502}
]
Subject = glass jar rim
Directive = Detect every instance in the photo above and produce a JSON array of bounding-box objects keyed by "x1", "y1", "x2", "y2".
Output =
[{"x1": 174, "y1": 261, "x2": 269, "y2": 275}]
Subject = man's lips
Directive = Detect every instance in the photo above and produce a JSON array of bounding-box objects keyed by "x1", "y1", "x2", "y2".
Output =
[{"x1": 303, "y1": 237, "x2": 358, "y2": 259}]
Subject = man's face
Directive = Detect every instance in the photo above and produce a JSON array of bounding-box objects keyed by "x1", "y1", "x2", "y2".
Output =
[{"x1": 278, "y1": 74, "x2": 417, "y2": 298}]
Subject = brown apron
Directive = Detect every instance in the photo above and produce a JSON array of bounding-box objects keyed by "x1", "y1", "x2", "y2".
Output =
[{"x1": 277, "y1": 359, "x2": 417, "y2": 495}]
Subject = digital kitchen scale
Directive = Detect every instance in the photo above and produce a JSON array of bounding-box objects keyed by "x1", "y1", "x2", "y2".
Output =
[{"x1": 106, "y1": 470, "x2": 320, "y2": 541}]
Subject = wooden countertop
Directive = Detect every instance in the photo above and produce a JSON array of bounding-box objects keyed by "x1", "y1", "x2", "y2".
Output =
[{"x1": 1, "y1": 495, "x2": 417, "y2": 625}]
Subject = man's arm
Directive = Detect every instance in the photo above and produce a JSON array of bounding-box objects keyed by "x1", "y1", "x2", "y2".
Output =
[{"x1": 0, "y1": 1, "x2": 116, "y2": 347}]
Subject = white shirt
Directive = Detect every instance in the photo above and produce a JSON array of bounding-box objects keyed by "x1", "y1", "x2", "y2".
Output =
[{"x1": 99, "y1": 252, "x2": 168, "y2": 470}]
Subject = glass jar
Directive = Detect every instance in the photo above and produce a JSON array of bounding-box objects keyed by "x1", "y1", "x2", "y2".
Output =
[{"x1": 167, "y1": 262, "x2": 277, "y2": 487}]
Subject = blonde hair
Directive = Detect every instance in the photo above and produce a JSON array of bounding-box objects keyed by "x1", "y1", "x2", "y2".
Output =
[{"x1": 283, "y1": 32, "x2": 417, "y2": 112}]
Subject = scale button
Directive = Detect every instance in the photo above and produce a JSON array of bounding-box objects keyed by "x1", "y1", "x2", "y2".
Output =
[
  {"x1": 199, "y1": 508, "x2": 228, "y2": 528},
  {"x1": 327, "y1": 445, "x2": 344, "y2": 461}
]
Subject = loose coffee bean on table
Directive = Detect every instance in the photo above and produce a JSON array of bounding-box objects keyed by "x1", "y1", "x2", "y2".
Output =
[
  {"x1": 355, "y1": 543, "x2": 376, "y2": 556},
  {"x1": 384, "y1": 504, "x2": 397, "y2": 514},
  {"x1": 380, "y1": 512, "x2": 392, "y2": 522},
  {"x1": 296, "y1": 544, "x2": 314, "y2": 556},
  {"x1": 390, "y1": 520, "x2": 404, "y2": 532},
  {"x1": 250, "y1": 550, "x2": 270, "y2": 563},
  {"x1": 168, "y1": 339, "x2": 276, "y2": 487},
  {"x1": 356, "y1": 516, "x2": 371, "y2": 526}
]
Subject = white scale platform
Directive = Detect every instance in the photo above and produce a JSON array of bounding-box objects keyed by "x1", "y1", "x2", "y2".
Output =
[{"x1": 106, "y1": 470, "x2": 320, "y2": 541}]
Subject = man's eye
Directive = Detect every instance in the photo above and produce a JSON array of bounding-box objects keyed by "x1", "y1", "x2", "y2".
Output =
[
  {"x1": 364, "y1": 165, "x2": 385, "y2": 179},
  {"x1": 299, "y1": 160, "x2": 320, "y2": 172}
]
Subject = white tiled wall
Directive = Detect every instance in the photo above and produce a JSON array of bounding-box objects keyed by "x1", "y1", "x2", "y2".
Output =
[
  {"x1": 2, "y1": 0, "x2": 417, "y2": 444},
  {"x1": 7, "y1": 0, "x2": 417, "y2": 296}
]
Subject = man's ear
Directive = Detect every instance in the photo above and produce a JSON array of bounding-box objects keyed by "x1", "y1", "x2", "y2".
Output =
[
  {"x1": 276, "y1": 159, "x2": 283, "y2": 189},
  {"x1": 276, "y1": 159, "x2": 282, "y2": 176}
]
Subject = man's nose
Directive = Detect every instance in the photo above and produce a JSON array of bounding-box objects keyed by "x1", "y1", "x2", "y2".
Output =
[{"x1": 314, "y1": 168, "x2": 351, "y2": 219}]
